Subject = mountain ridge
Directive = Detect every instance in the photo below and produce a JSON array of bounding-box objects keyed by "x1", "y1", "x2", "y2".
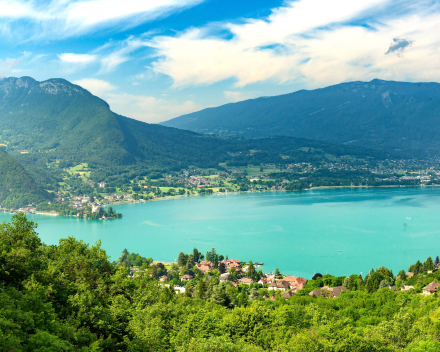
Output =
[
  {"x1": 161, "y1": 79, "x2": 440, "y2": 156},
  {"x1": 0, "y1": 76, "x2": 391, "y2": 174}
]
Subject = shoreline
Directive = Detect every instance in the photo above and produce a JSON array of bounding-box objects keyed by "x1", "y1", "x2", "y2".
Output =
[
  {"x1": 3, "y1": 184, "x2": 437, "y2": 217},
  {"x1": 105, "y1": 183, "x2": 440, "y2": 207}
]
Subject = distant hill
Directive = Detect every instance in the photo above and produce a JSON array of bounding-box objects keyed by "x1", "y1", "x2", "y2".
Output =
[
  {"x1": 0, "y1": 77, "x2": 231, "y2": 169},
  {"x1": 162, "y1": 79, "x2": 440, "y2": 156},
  {"x1": 0, "y1": 77, "x2": 390, "y2": 174},
  {"x1": 0, "y1": 149, "x2": 49, "y2": 208}
]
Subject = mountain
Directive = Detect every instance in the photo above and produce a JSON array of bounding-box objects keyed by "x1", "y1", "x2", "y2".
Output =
[
  {"x1": 0, "y1": 149, "x2": 49, "y2": 208},
  {"x1": 162, "y1": 79, "x2": 440, "y2": 156},
  {"x1": 0, "y1": 77, "x2": 232, "y2": 169},
  {"x1": 0, "y1": 77, "x2": 389, "y2": 174}
]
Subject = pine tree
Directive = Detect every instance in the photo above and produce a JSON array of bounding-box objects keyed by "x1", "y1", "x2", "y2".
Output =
[
  {"x1": 187, "y1": 254, "x2": 195, "y2": 268},
  {"x1": 177, "y1": 252, "x2": 186, "y2": 267},
  {"x1": 210, "y1": 248, "x2": 216, "y2": 262},
  {"x1": 247, "y1": 261, "x2": 256, "y2": 280},
  {"x1": 192, "y1": 248, "x2": 200, "y2": 263},
  {"x1": 214, "y1": 254, "x2": 219, "y2": 268},
  {"x1": 435, "y1": 256, "x2": 440, "y2": 265},
  {"x1": 194, "y1": 279, "x2": 206, "y2": 299},
  {"x1": 206, "y1": 251, "x2": 210, "y2": 262},
  {"x1": 225, "y1": 255, "x2": 228, "y2": 260},
  {"x1": 423, "y1": 256, "x2": 435, "y2": 272}
]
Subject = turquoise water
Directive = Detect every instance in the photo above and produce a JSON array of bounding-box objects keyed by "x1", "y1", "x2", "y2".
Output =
[{"x1": 2, "y1": 187, "x2": 440, "y2": 279}]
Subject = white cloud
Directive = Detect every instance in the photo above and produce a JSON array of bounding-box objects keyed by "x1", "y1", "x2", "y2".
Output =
[
  {"x1": 98, "y1": 37, "x2": 145, "y2": 73},
  {"x1": 0, "y1": 0, "x2": 205, "y2": 39},
  {"x1": 0, "y1": 57, "x2": 19, "y2": 77},
  {"x1": 58, "y1": 53, "x2": 97, "y2": 63},
  {"x1": 106, "y1": 93, "x2": 201, "y2": 123},
  {"x1": 147, "y1": 0, "x2": 440, "y2": 89},
  {"x1": 72, "y1": 78, "x2": 116, "y2": 97}
]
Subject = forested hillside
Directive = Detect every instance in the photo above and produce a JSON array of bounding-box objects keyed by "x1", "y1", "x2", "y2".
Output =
[
  {"x1": 1, "y1": 213, "x2": 440, "y2": 351},
  {"x1": 0, "y1": 77, "x2": 390, "y2": 175},
  {"x1": 0, "y1": 150, "x2": 49, "y2": 208},
  {"x1": 162, "y1": 79, "x2": 440, "y2": 157}
]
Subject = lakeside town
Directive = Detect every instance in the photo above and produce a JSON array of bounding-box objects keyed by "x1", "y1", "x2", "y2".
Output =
[
  {"x1": 119, "y1": 247, "x2": 440, "y2": 303},
  {"x1": 3, "y1": 156, "x2": 440, "y2": 217}
]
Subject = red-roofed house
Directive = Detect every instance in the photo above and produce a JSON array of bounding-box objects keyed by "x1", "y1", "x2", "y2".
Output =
[
  {"x1": 282, "y1": 276, "x2": 307, "y2": 290},
  {"x1": 199, "y1": 265, "x2": 211, "y2": 274},
  {"x1": 240, "y1": 278, "x2": 253, "y2": 285}
]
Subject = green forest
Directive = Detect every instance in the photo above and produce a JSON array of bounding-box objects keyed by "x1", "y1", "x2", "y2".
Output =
[{"x1": 1, "y1": 213, "x2": 440, "y2": 351}]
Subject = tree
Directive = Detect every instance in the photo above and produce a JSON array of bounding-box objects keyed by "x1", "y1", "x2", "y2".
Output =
[
  {"x1": 193, "y1": 248, "x2": 200, "y2": 263},
  {"x1": 210, "y1": 248, "x2": 216, "y2": 263},
  {"x1": 214, "y1": 254, "x2": 219, "y2": 268},
  {"x1": 423, "y1": 256, "x2": 435, "y2": 272},
  {"x1": 178, "y1": 252, "x2": 186, "y2": 266},
  {"x1": 275, "y1": 268, "x2": 281, "y2": 278},
  {"x1": 366, "y1": 272, "x2": 383, "y2": 293},
  {"x1": 218, "y1": 262, "x2": 226, "y2": 274},
  {"x1": 397, "y1": 270, "x2": 406, "y2": 281},
  {"x1": 312, "y1": 273, "x2": 323, "y2": 280},
  {"x1": 249, "y1": 288, "x2": 259, "y2": 301},
  {"x1": 187, "y1": 254, "x2": 195, "y2": 268},
  {"x1": 194, "y1": 279, "x2": 206, "y2": 299},
  {"x1": 228, "y1": 267, "x2": 239, "y2": 282},
  {"x1": 247, "y1": 261, "x2": 256, "y2": 280},
  {"x1": 205, "y1": 251, "x2": 210, "y2": 262},
  {"x1": 185, "y1": 281, "x2": 193, "y2": 298},
  {"x1": 435, "y1": 256, "x2": 440, "y2": 265}
]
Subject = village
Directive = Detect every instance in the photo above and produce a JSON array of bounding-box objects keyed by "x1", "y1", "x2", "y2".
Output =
[{"x1": 123, "y1": 248, "x2": 440, "y2": 302}]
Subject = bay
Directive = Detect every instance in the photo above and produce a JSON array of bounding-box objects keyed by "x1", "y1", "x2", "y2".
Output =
[{"x1": 2, "y1": 187, "x2": 440, "y2": 279}]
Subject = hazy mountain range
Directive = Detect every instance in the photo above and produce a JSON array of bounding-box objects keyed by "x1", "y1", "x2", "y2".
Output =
[{"x1": 162, "y1": 79, "x2": 440, "y2": 157}]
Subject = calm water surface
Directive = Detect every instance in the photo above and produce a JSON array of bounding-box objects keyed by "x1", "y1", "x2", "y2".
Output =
[{"x1": 2, "y1": 187, "x2": 440, "y2": 278}]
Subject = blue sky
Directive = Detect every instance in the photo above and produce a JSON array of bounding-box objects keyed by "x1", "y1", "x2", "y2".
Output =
[{"x1": 1, "y1": 0, "x2": 440, "y2": 123}]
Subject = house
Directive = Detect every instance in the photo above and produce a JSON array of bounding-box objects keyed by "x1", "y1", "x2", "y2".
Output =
[
  {"x1": 199, "y1": 265, "x2": 211, "y2": 274},
  {"x1": 258, "y1": 277, "x2": 268, "y2": 285},
  {"x1": 159, "y1": 275, "x2": 168, "y2": 282},
  {"x1": 181, "y1": 274, "x2": 193, "y2": 281},
  {"x1": 268, "y1": 281, "x2": 290, "y2": 291},
  {"x1": 98, "y1": 182, "x2": 106, "y2": 188},
  {"x1": 262, "y1": 295, "x2": 269, "y2": 300},
  {"x1": 389, "y1": 286, "x2": 398, "y2": 292},
  {"x1": 401, "y1": 284, "x2": 414, "y2": 291},
  {"x1": 219, "y1": 273, "x2": 229, "y2": 282},
  {"x1": 309, "y1": 286, "x2": 347, "y2": 298},
  {"x1": 174, "y1": 286, "x2": 186, "y2": 294},
  {"x1": 406, "y1": 272, "x2": 414, "y2": 278},
  {"x1": 200, "y1": 260, "x2": 213, "y2": 267},
  {"x1": 240, "y1": 278, "x2": 253, "y2": 285},
  {"x1": 422, "y1": 282, "x2": 440, "y2": 296},
  {"x1": 268, "y1": 283, "x2": 278, "y2": 291},
  {"x1": 282, "y1": 291, "x2": 295, "y2": 300},
  {"x1": 282, "y1": 276, "x2": 307, "y2": 290}
]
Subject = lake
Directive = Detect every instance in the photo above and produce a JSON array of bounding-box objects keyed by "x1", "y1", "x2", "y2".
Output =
[{"x1": 2, "y1": 187, "x2": 440, "y2": 279}]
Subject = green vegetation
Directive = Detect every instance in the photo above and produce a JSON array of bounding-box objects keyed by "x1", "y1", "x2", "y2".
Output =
[
  {"x1": 0, "y1": 149, "x2": 50, "y2": 208},
  {"x1": 2, "y1": 214, "x2": 440, "y2": 351},
  {"x1": 162, "y1": 79, "x2": 440, "y2": 157}
]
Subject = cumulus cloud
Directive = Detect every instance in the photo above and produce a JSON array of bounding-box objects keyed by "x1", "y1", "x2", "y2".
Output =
[
  {"x1": 146, "y1": 0, "x2": 440, "y2": 89},
  {"x1": 0, "y1": 0, "x2": 205, "y2": 39},
  {"x1": 72, "y1": 78, "x2": 116, "y2": 97},
  {"x1": 105, "y1": 93, "x2": 202, "y2": 123}
]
